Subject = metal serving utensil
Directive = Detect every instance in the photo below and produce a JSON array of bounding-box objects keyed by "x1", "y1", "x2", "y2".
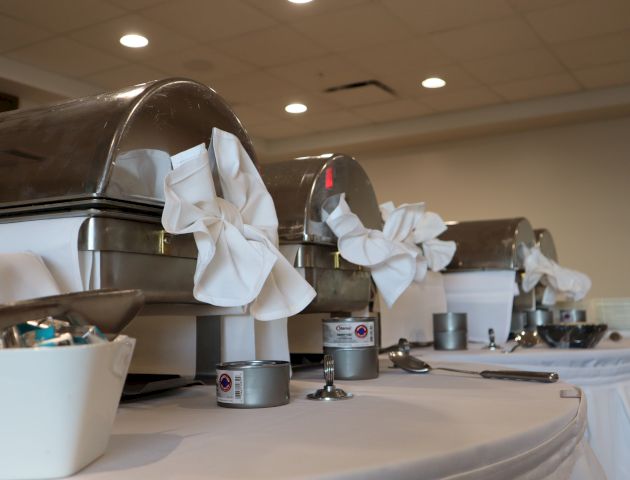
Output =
[
  {"x1": 504, "y1": 329, "x2": 539, "y2": 353},
  {"x1": 0, "y1": 289, "x2": 144, "y2": 336},
  {"x1": 388, "y1": 348, "x2": 559, "y2": 383}
]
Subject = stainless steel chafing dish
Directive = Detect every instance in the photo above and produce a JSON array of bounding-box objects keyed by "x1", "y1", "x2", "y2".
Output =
[
  {"x1": 0, "y1": 78, "x2": 257, "y2": 392},
  {"x1": 440, "y1": 217, "x2": 536, "y2": 311},
  {"x1": 0, "y1": 77, "x2": 255, "y2": 309},
  {"x1": 261, "y1": 154, "x2": 382, "y2": 314}
]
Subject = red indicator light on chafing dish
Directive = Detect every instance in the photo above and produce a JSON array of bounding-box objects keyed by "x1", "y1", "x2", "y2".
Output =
[{"x1": 325, "y1": 167, "x2": 334, "y2": 190}]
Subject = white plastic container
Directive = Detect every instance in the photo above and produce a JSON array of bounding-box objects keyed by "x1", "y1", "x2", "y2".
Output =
[{"x1": 0, "y1": 335, "x2": 135, "y2": 479}]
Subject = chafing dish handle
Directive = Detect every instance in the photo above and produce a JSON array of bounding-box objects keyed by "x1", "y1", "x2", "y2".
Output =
[{"x1": 479, "y1": 370, "x2": 559, "y2": 383}]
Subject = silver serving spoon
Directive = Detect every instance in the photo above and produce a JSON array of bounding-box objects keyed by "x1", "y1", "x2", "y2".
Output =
[
  {"x1": 504, "y1": 330, "x2": 539, "y2": 353},
  {"x1": 388, "y1": 350, "x2": 559, "y2": 383}
]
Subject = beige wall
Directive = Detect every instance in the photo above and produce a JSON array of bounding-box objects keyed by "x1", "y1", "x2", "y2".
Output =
[{"x1": 357, "y1": 115, "x2": 630, "y2": 300}]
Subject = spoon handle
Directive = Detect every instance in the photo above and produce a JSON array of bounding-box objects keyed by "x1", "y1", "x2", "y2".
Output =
[{"x1": 479, "y1": 370, "x2": 559, "y2": 383}]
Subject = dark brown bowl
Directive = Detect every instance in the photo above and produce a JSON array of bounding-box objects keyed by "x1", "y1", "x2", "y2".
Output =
[{"x1": 537, "y1": 323, "x2": 608, "y2": 349}]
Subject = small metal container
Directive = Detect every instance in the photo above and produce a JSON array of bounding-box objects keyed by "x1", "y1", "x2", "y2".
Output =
[
  {"x1": 527, "y1": 310, "x2": 553, "y2": 328},
  {"x1": 215, "y1": 360, "x2": 290, "y2": 408},
  {"x1": 433, "y1": 313, "x2": 467, "y2": 350},
  {"x1": 560, "y1": 309, "x2": 587, "y2": 323},
  {"x1": 322, "y1": 317, "x2": 379, "y2": 380}
]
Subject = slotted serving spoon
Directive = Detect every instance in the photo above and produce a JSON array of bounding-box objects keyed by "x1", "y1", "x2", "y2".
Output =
[{"x1": 388, "y1": 350, "x2": 559, "y2": 383}]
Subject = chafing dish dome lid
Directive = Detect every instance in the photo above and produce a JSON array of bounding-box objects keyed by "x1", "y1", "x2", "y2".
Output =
[
  {"x1": 262, "y1": 154, "x2": 382, "y2": 245},
  {"x1": 534, "y1": 228, "x2": 558, "y2": 262},
  {"x1": 0, "y1": 78, "x2": 255, "y2": 215},
  {"x1": 440, "y1": 217, "x2": 535, "y2": 271}
]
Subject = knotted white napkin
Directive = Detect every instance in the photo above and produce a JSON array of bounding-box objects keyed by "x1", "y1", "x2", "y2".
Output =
[
  {"x1": 162, "y1": 128, "x2": 316, "y2": 360},
  {"x1": 521, "y1": 246, "x2": 591, "y2": 305},
  {"x1": 380, "y1": 201, "x2": 456, "y2": 274}
]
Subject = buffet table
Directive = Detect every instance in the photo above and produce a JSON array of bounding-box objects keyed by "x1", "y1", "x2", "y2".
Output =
[
  {"x1": 423, "y1": 337, "x2": 630, "y2": 480},
  {"x1": 74, "y1": 359, "x2": 603, "y2": 479}
]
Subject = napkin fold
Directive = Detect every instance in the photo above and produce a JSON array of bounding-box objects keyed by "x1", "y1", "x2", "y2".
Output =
[
  {"x1": 162, "y1": 128, "x2": 315, "y2": 330},
  {"x1": 522, "y1": 246, "x2": 591, "y2": 305},
  {"x1": 380, "y1": 201, "x2": 456, "y2": 273},
  {"x1": 325, "y1": 195, "x2": 419, "y2": 308}
]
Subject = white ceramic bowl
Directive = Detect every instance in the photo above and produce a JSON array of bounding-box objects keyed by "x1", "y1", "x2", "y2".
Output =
[{"x1": 0, "y1": 335, "x2": 135, "y2": 479}]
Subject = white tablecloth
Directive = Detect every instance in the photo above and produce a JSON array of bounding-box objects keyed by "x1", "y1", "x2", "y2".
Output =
[
  {"x1": 73, "y1": 359, "x2": 603, "y2": 479},
  {"x1": 423, "y1": 338, "x2": 630, "y2": 480}
]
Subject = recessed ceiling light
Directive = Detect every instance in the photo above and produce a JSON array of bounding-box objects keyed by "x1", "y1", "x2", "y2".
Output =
[
  {"x1": 285, "y1": 103, "x2": 308, "y2": 114},
  {"x1": 120, "y1": 34, "x2": 149, "y2": 48},
  {"x1": 288, "y1": 0, "x2": 313, "y2": 3},
  {"x1": 421, "y1": 77, "x2": 446, "y2": 89}
]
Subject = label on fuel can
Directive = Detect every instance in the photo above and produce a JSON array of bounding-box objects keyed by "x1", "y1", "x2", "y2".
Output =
[
  {"x1": 216, "y1": 369, "x2": 244, "y2": 404},
  {"x1": 323, "y1": 320, "x2": 375, "y2": 348}
]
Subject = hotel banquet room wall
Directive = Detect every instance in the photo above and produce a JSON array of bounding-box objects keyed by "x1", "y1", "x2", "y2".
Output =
[{"x1": 356, "y1": 114, "x2": 630, "y2": 301}]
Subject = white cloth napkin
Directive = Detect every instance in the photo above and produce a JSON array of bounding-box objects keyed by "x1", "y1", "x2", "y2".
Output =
[
  {"x1": 162, "y1": 128, "x2": 316, "y2": 361},
  {"x1": 324, "y1": 197, "x2": 456, "y2": 308},
  {"x1": 0, "y1": 252, "x2": 61, "y2": 304},
  {"x1": 381, "y1": 201, "x2": 457, "y2": 273},
  {"x1": 108, "y1": 149, "x2": 172, "y2": 201},
  {"x1": 522, "y1": 246, "x2": 592, "y2": 305},
  {"x1": 325, "y1": 195, "x2": 420, "y2": 307}
]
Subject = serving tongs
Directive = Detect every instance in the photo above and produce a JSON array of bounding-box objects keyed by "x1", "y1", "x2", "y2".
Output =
[
  {"x1": 389, "y1": 338, "x2": 559, "y2": 383},
  {"x1": 0, "y1": 289, "x2": 145, "y2": 337}
]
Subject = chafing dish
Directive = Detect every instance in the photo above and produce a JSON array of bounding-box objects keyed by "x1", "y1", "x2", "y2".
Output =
[
  {"x1": 262, "y1": 154, "x2": 382, "y2": 314},
  {"x1": 0, "y1": 78, "x2": 256, "y2": 391},
  {"x1": 440, "y1": 217, "x2": 536, "y2": 311},
  {"x1": 262, "y1": 154, "x2": 382, "y2": 358}
]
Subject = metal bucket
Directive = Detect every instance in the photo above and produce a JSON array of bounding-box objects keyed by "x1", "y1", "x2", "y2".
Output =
[{"x1": 215, "y1": 360, "x2": 290, "y2": 408}]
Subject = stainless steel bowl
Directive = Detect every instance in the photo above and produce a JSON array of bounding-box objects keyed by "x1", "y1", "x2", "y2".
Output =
[{"x1": 537, "y1": 323, "x2": 607, "y2": 349}]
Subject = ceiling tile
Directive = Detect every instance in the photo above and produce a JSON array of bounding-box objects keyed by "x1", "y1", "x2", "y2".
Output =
[
  {"x1": 70, "y1": 14, "x2": 196, "y2": 61},
  {"x1": 0, "y1": 14, "x2": 52, "y2": 53},
  {"x1": 5, "y1": 37, "x2": 127, "y2": 77},
  {"x1": 247, "y1": 120, "x2": 311, "y2": 140},
  {"x1": 242, "y1": 0, "x2": 368, "y2": 21},
  {"x1": 251, "y1": 92, "x2": 341, "y2": 118},
  {"x1": 215, "y1": 26, "x2": 327, "y2": 68},
  {"x1": 81, "y1": 63, "x2": 168, "y2": 91},
  {"x1": 351, "y1": 99, "x2": 432, "y2": 122},
  {"x1": 232, "y1": 104, "x2": 283, "y2": 127},
  {"x1": 430, "y1": 17, "x2": 542, "y2": 61},
  {"x1": 380, "y1": 64, "x2": 481, "y2": 98},
  {"x1": 573, "y1": 61, "x2": 630, "y2": 89},
  {"x1": 266, "y1": 54, "x2": 372, "y2": 93},
  {"x1": 142, "y1": 45, "x2": 254, "y2": 83},
  {"x1": 383, "y1": 0, "x2": 515, "y2": 34},
  {"x1": 342, "y1": 37, "x2": 452, "y2": 77},
  {"x1": 292, "y1": 110, "x2": 373, "y2": 132},
  {"x1": 291, "y1": 2, "x2": 412, "y2": 53},
  {"x1": 525, "y1": 0, "x2": 630, "y2": 43},
  {"x1": 421, "y1": 86, "x2": 503, "y2": 112},
  {"x1": 508, "y1": 0, "x2": 580, "y2": 13},
  {"x1": 0, "y1": 0, "x2": 125, "y2": 33},
  {"x1": 492, "y1": 72, "x2": 581, "y2": 101},
  {"x1": 462, "y1": 48, "x2": 566, "y2": 84},
  {"x1": 552, "y1": 30, "x2": 630, "y2": 70},
  {"x1": 142, "y1": 0, "x2": 277, "y2": 42},
  {"x1": 207, "y1": 70, "x2": 303, "y2": 104}
]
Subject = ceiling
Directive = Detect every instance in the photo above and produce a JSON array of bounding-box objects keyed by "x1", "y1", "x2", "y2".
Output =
[{"x1": 1, "y1": 0, "x2": 630, "y2": 158}]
